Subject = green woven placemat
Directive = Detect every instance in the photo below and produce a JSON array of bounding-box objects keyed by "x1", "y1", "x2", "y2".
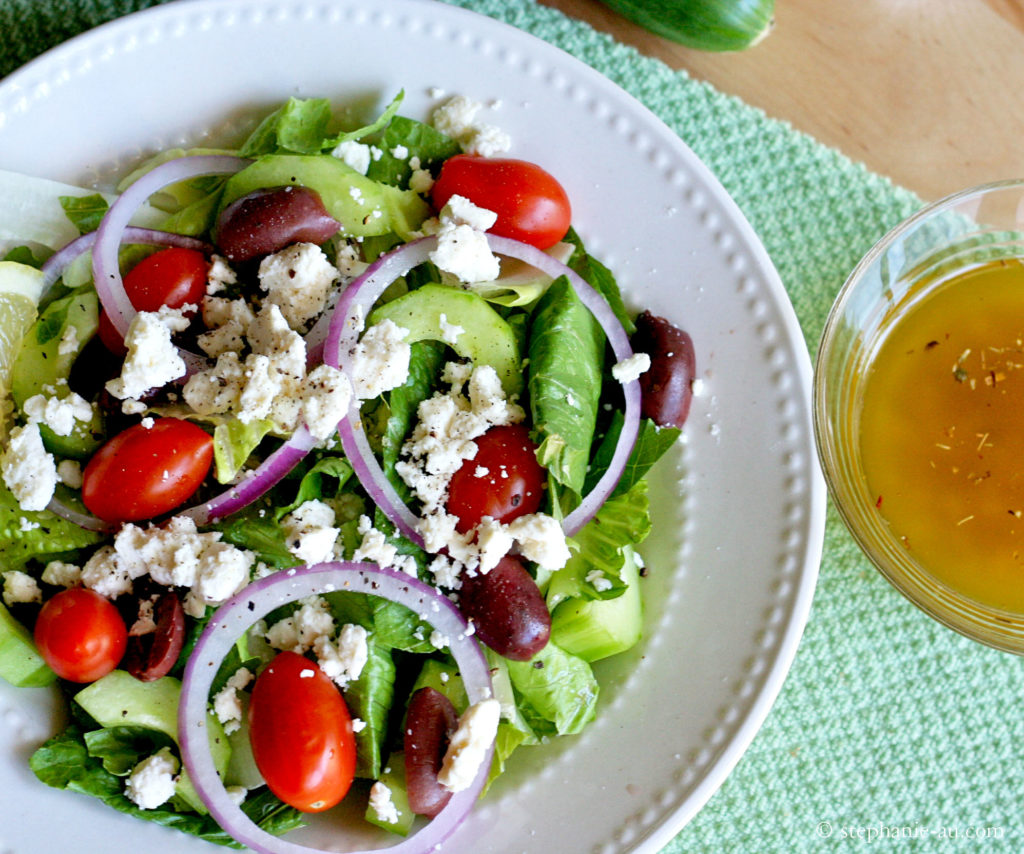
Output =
[{"x1": 2, "y1": 1, "x2": 1021, "y2": 852}]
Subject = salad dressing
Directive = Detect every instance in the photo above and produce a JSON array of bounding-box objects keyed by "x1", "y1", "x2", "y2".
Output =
[{"x1": 859, "y1": 258, "x2": 1024, "y2": 612}]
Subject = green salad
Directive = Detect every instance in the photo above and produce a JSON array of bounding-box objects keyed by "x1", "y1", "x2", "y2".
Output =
[{"x1": 0, "y1": 90, "x2": 695, "y2": 851}]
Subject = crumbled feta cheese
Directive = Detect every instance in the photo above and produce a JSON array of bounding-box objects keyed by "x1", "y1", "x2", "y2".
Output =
[
  {"x1": 352, "y1": 514, "x2": 399, "y2": 568},
  {"x1": 438, "y1": 698, "x2": 500, "y2": 793},
  {"x1": 390, "y1": 144, "x2": 409, "y2": 160},
  {"x1": 332, "y1": 140, "x2": 372, "y2": 175},
  {"x1": 1, "y1": 423, "x2": 58, "y2": 511},
  {"x1": 213, "y1": 667, "x2": 254, "y2": 735},
  {"x1": 206, "y1": 254, "x2": 237, "y2": 295},
  {"x1": 369, "y1": 781, "x2": 400, "y2": 825},
  {"x1": 266, "y1": 596, "x2": 335, "y2": 654},
  {"x1": 301, "y1": 364, "x2": 353, "y2": 441},
  {"x1": 57, "y1": 324, "x2": 79, "y2": 357},
  {"x1": 408, "y1": 168, "x2": 434, "y2": 195},
  {"x1": 430, "y1": 630, "x2": 449, "y2": 650},
  {"x1": 130, "y1": 597, "x2": 157, "y2": 636},
  {"x1": 429, "y1": 195, "x2": 500, "y2": 284},
  {"x1": 258, "y1": 242, "x2": 338, "y2": 331},
  {"x1": 281, "y1": 500, "x2": 339, "y2": 565},
  {"x1": 314, "y1": 623, "x2": 368, "y2": 688},
  {"x1": 41, "y1": 560, "x2": 81, "y2": 588},
  {"x1": 81, "y1": 546, "x2": 134, "y2": 599},
  {"x1": 83, "y1": 516, "x2": 254, "y2": 607},
  {"x1": 18, "y1": 517, "x2": 39, "y2": 532},
  {"x1": 438, "y1": 312, "x2": 464, "y2": 345},
  {"x1": 431, "y1": 95, "x2": 512, "y2": 157},
  {"x1": 475, "y1": 517, "x2": 515, "y2": 573},
  {"x1": 106, "y1": 306, "x2": 190, "y2": 400},
  {"x1": 507, "y1": 514, "x2": 571, "y2": 570},
  {"x1": 349, "y1": 319, "x2": 412, "y2": 400},
  {"x1": 56, "y1": 458, "x2": 83, "y2": 489},
  {"x1": 351, "y1": 717, "x2": 367, "y2": 732},
  {"x1": 125, "y1": 748, "x2": 179, "y2": 810},
  {"x1": 611, "y1": 352, "x2": 652, "y2": 384},
  {"x1": 2, "y1": 570, "x2": 42, "y2": 606},
  {"x1": 586, "y1": 569, "x2": 614, "y2": 592}
]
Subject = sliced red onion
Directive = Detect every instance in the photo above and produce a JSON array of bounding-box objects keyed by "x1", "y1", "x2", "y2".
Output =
[
  {"x1": 92, "y1": 154, "x2": 249, "y2": 338},
  {"x1": 324, "y1": 234, "x2": 640, "y2": 540},
  {"x1": 180, "y1": 426, "x2": 317, "y2": 526},
  {"x1": 179, "y1": 562, "x2": 494, "y2": 854},
  {"x1": 45, "y1": 495, "x2": 112, "y2": 533},
  {"x1": 41, "y1": 226, "x2": 211, "y2": 293}
]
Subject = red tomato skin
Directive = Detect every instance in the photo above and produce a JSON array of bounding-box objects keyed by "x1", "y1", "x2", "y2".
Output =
[
  {"x1": 34, "y1": 588, "x2": 127, "y2": 683},
  {"x1": 431, "y1": 154, "x2": 572, "y2": 250},
  {"x1": 81, "y1": 418, "x2": 213, "y2": 523},
  {"x1": 445, "y1": 424, "x2": 545, "y2": 533},
  {"x1": 248, "y1": 651, "x2": 356, "y2": 813},
  {"x1": 98, "y1": 247, "x2": 208, "y2": 355}
]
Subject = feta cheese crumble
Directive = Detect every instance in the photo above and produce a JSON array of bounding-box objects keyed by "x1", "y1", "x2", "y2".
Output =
[
  {"x1": 611, "y1": 352, "x2": 652, "y2": 384},
  {"x1": 213, "y1": 667, "x2": 254, "y2": 735},
  {"x1": 429, "y1": 195, "x2": 500, "y2": 284},
  {"x1": 1, "y1": 423, "x2": 58, "y2": 511},
  {"x1": 125, "y1": 747, "x2": 179, "y2": 810},
  {"x1": 281, "y1": 500, "x2": 340, "y2": 565},
  {"x1": 438, "y1": 698, "x2": 501, "y2": 793},
  {"x1": 2, "y1": 570, "x2": 42, "y2": 606},
  {"x1": 431, "y1": 95, "x2": 512, "y2": 157},
  {"x1": 106, "y1": 305, "x2": 190, "y2": 400},
  {"x1": 22, "y1": 391, "x2": 93, "y2": 437},
  {"x1": 368, "y1": 781, "x2": 400, "y2": 825},
  {"x1": 348, "y1": 319, "x2": 412, "y2": 400},
  {"x1": 258, "y1": 242, "x2": 338, "y2": 331}
]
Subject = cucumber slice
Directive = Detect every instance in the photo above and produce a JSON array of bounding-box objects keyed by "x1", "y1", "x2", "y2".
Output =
[
  {"x1": 368, "y1": 284, "x2": 522, "y2": 396},
  {"x1": 75, "y1": 670, "x2": 230, "y2": 814},
  {"x1": 550, "y1": 546, "x2": 644, "y2": 662},
  {"x1": 0, "y1": 601, "x2": 55, "y2": 687},
  {"x1": 364, "y1": 751, "x2": 415, "y2": 836}
]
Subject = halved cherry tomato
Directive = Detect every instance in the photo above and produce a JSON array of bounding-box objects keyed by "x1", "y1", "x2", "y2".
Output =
[
  {"x1": 431, "y1": 154, "x2": 572, "y2": 249},
  {"x1": 81, "y1": 417, "x2": 213, "y2": 523},
  {"x1": 98, "y1": 247, "x2": 208, "y2": 355},
  {"x1": 248, "y1": 651, "x2": 356, "y2": 813},
  {"x1": 445, "y1": 424, "x2": 545, "y2": 533},
  {"x1": 34, "y1": 588, "x2": 127, "y2": 683}
]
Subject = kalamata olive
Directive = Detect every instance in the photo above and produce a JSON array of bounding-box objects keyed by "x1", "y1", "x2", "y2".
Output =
[
  {"x1": 630, "y1": 310, "x2": 697, "y2": 429},
  {"x1": 214, "y1": 185, "x2": 340, "y2": 262},
  {"x1": 121, "y1": 591, "x2": 186, "y2": 682},
  {"x1": 404, "y1": 687, "x2": 458, "y2": 817},
  {"x1": 457, "y1": 555, "x2": 550, "y2": 661}
]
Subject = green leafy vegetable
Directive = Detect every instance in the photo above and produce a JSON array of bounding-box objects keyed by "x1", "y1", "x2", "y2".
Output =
[
  {"x1": 584, "y1": 411, "x2": 681, "y2": 498},
  {"x1": 547, "y1": 481, "x2": 652, "y2": 610},
  {"x1": 343, "y1": 638, "x2": 396, "y2": 779},
  {"x1": 528, "y1": 277, "x2": 605, "y2": 493},
  {"x1": 506, "y1": 641, "x2": 599, "y2": 736},
  {"x1": 367, "y1": 114, "x2": 461, "y2": 188},
  {"x1": 565, "y1": 229, "x2": 635, "y2": 336},
  {"x1": 213, "y1": 418, "x2": 276, "y2": 484},
  {"x1": 59, "y1": 193, "x2": 109, "y2": 235}
]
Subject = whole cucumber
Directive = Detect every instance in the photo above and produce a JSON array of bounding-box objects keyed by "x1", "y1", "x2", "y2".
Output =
[{"x1": 597, "y1": 0, "x2": 775, "y2": 52}]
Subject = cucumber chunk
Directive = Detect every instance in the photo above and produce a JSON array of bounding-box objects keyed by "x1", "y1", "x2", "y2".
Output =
[
  {"x1": 550, "y1": 546, "x2": 644, "y2": 662},
  {"x1": 368, "y1": 284, "x2": 523, "y2": 396},
  {"x1": 0, "y1": 601, "x2": 56, "y2": 687},
  {"x1": 75, "y1": 670, "x2": 230, "y2": 814},
  {"x1": 364, "y1": 751, "x2": 415, "y2": 836}
]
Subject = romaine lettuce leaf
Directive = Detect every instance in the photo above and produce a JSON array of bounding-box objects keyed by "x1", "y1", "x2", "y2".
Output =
[
  {"x1": 528, "y1": 277, "x2": 605, "y2": 494},
  {"x1": 343, "y1": 637, "x2": 396, "y2": 779},
  {"x1": 506, "y1": 640, "x2": 598, "y2": 736},
  {"x1": 584, "y1": 411, "x2": 681, "y2": 498},
  {"x1": 0, "y1": 482, "x2": 104, "y2": 569},
  {"x1": 546, "y1": 480, "x2": 651, "y2": 610},
  {"x1": 31, "y1": 724, "x2": 303, "y2": 846}
]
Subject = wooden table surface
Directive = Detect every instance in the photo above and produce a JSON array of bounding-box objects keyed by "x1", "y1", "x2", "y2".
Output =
[{"x1": 540, "y1": 0, "x2": 1024, "y2": 203}]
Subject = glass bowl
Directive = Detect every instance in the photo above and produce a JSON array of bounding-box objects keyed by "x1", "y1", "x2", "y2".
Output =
[{"x1": 814, "y1": 179, "x2": 1024, "y2": 653}]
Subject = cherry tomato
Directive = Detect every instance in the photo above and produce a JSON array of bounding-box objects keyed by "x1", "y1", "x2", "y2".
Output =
[
  {"x1": 81, "y1": 418, "x2": 213, "y2": 523},
  {"x1": 248, "y1": 651, "x2": 356, "y2": 813},
  {"x1": 34, "y1": 588, "x2": 127, "y2": 683},
  {"x1": 98, "y1": 247, "x2": 208, "y2": 355},
  {"x1": 445, "y1": 424, "x2": 545, "y2": 533},
  {"x1": 431, "y1": 154, "x2": 572, "y2": 249}
]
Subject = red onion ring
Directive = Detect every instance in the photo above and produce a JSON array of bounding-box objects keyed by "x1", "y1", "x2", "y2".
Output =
[
  {"x1": 41, "y1": 226, "x2": 211, "y2": 294},
  {"x1": 45, "y1": 426, "x2": 315, "y2": 532},
  {"x1": 180, "y1": 426, "x2": 317, "y2": 525},
  {"x1": 91, "y1": 154, "x2": 249, "y2": 338},
  {"x1": 178, "y1": 561, "x2": 494, "y2": 854},
  {"x1": 324, "y1": 234, "x2": 641, "y2": 540}
]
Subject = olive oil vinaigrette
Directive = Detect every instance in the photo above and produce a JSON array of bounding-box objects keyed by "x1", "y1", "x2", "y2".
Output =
[{"x1": 860, "y1": 257, "x2": 1024, "y2": 612}]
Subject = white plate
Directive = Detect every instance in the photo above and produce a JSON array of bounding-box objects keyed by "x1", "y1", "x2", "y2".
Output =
[{"x1": 0, "y1": 1, "x2": 825, "y2": 852}]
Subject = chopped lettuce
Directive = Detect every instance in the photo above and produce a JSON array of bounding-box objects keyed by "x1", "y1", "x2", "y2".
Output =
[
  {"x1": 528, "y1": 277, "x2": 605, "y2": 494},
  {"x1": 546, "y1": 481, "x2": 652, "y2": 610},
  {"x1": 506, "y1": 641, "x2": 599, "y2": 737}
]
